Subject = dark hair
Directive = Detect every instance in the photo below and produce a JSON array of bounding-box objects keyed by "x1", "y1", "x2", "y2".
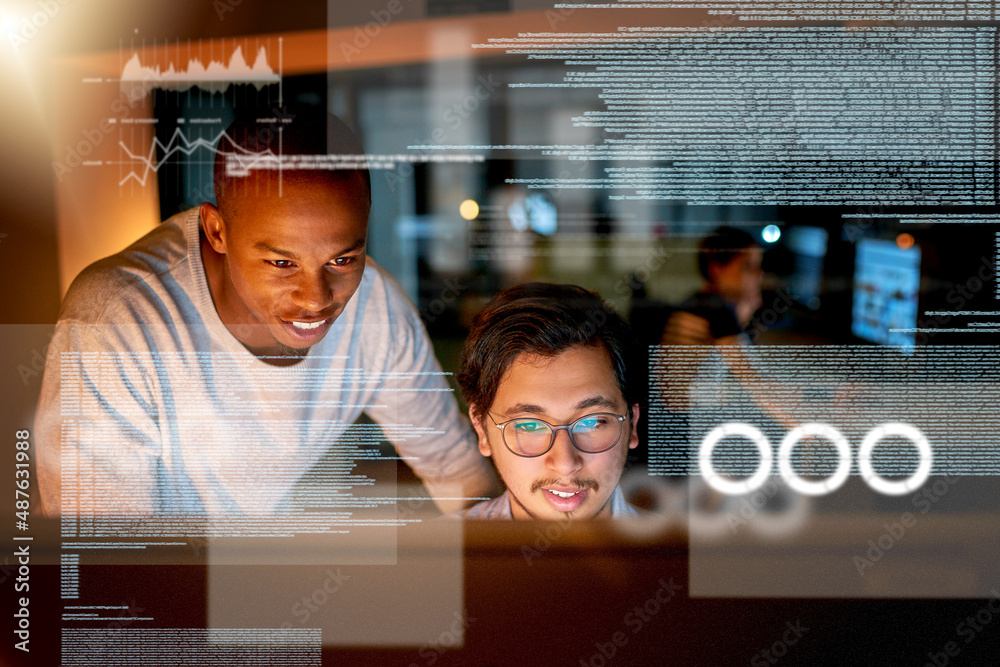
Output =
[
  {"x1": 697, "y1": 226, "x2": 759, "y2": 281},
  {"x1": 212, "y1": 106, "x2": 371, "y2": 214},
  {"x1": 457, "y1": 283, "x2": 640, "y2": 421}
]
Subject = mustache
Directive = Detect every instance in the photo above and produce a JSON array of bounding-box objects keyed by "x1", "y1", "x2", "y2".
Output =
[{"x1": 530, "y1": 478, "x2": 600, "y2": 493}]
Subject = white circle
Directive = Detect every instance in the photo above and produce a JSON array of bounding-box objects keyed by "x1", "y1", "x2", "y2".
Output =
[
  {"x1": 698, "y1": 422, "x2": 773, "y2": 495},
  {"x1": 762, "y1": 224, "x2": 781, "y2": 243},
  {"x1": 858, "y1": 423, "x2": 932, "y2": 496},
  {"x1": 778, "y1": 423, "x2": 852, "y2": 496}
]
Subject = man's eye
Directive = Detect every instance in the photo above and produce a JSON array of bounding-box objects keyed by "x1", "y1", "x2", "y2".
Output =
[
  {"x1": 330, "y1": 257, "x2": 355, "y2": 267},
  {"x1": 267, "y1": 260, "x2": 294, "y2": 269},
  {"x1": 513, "y1": 421, "x2": 547, "y2": 433},
  {"x1": 576, "y1": 417, "x2": 608, "y2": 431}
]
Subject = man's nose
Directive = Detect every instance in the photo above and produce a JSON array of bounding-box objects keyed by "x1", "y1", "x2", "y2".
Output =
[
  {"x1": 544, "y1": 428, "x2": 584, "y2": 476},
  {"x1": 292, "y1": 271, "x2": 334, "y2": 312}
]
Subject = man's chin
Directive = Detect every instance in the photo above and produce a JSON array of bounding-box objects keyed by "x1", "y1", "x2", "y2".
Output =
[
  {"x1": 249, "y1": 326, "x2": 316, "y2": 357},
  {"x1": 273, "y1": 340, "x2": 312, "y2": 357}
]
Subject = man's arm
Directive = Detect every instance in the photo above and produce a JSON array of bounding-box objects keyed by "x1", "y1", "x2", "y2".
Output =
[
  {"x1": 660, "y1": 310, "x2": 801, "y2": 428},
  {"x1": 362, "y1": 275, "x2": 500, "y2": 513},
  {"x1": 661, "y1": 310, "x2": 717, "y2": 346}
]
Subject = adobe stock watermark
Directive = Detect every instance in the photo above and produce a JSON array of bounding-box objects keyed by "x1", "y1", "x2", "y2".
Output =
[
  {"x1": 213, "y1": 0, "x2": 243, "y2": 21},
  {"x1": 406, "y1": 608, "x2": 476, "y2": 667},
  {"x1": 520, "y1": 515, "x2": 571, "y2": 565},
  {"x1": 181, "y1": 178, "x2": 219, "y2": 211},
  {"x1": 0, "y1": 553, "x2": 18, "y2": 585},
  {"x1": 185, "y1": 535, "x2": 208, "y2": 559},
  {"x1": 419, "y1": 278, "x2": 467, "y2": 326},
  {"x1": 278, "y1": 567, "x2": 351, "y2": 627},
  {"x1": 51, "y1": 73, "x2": 161, "y2": 183},
  {"x1": 724, "y1": 477, "x2": 780, "y2": 534},
  {"x1": 442, "y1": 75, "x2": 501, "y2": 131},
  {"x1": 396, "y1": 486, "x2": 429, "y2": 521},
  {"x1": 578, "y1": 577, "x2": 683, "y2": 666},
  {"x1": 547, "y1": 3, "x2": 579, "y2": 29},
  {"x1": 853, "y1": 475, "x2": 959, "y2": 577},
  {"x1": 914, "y1": 255, "x2": 996, "y2": 343},
  {"x1": 610, "y1": 245, "x2": 674, "y2": 309},
  {"x1": 106, "y1": 598, "x2": 147, "y2": 630},
  {"x1": 546, "y1": 159, "x2": 592, "y2": 202},
  {"x1": 6, "y1": 0, "x2": 73, "y2": 51},
  {"x1": 745, "y1": 288, "x2": 795, "y2": 343},
  {"x1": 923, "y1": 589, "x2": 1000, "y2": 666},
  {"x1": 749, "y1": 619, "x2": 810, "y2": 666},
  {"x1": 384, "y1": 74, "x2": 501, "y2": 193},
  {"x1": 339, "y1": 0, "x2": 417, "y2": 63},
  {"x1": 16, "y1": 329, "x2": 55, "y2": 387}
]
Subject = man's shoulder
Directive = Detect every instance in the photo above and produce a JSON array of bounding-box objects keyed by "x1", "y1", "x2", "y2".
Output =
[
  {"x1": 358, "y1": 258, "x2": 414, "y2": 307},
  {"x1": 678, "y1": 290, "x2": 741, "y2": 340},
  {"x1": 61, "y1": 210, "x2": 196, "y2": 324},
  {"x1": 351, "y1": 258, "x2": 424, "y2": 329}
]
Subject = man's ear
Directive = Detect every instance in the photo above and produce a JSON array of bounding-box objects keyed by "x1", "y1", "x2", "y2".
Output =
[
  {"x1": 628, "y1": 404, "x2": 641, "y2": 450},
  {"x1": 468, "y1": 404, "x2": 493, "y2": 457},
  {"x1": 199, "y1": 202, "x2": 228, "y2": 255},
  {"x1": 706, "y1": 260, "x2": 722, "y2": 286}
]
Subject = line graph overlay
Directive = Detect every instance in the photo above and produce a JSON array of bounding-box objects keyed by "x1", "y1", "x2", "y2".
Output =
[
  {"x1": 117, "y1": 127, "x2": 279, "y2": 187},
  {"x1": 117, "y1": 127, "x2": 485, "y2": 187},
  {"x1": 112, "y1": 37, "x2": 285, "y2": 193}
]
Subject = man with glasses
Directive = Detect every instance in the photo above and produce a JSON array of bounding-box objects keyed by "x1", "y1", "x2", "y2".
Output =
[{"x1": 456, "y1": 283, "x2": 642, "y2": 520}]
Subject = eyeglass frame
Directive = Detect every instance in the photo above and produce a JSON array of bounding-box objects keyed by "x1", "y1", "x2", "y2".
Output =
[{"x1": 486, "y1": 411, "x2": 630, "y2": 458}]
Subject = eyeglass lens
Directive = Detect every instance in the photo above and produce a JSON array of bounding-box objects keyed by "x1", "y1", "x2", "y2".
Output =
[{"x1": 505, "y1": 413, "x2": 622, "y2": 456}]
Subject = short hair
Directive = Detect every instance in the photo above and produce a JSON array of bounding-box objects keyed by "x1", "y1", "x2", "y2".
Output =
[
  {"x1": 212, "y1": 106, "x2": 371, "y2": 217},
  {"x1": 457, "y1": 283, "x2": 640, "y2": 421},
  {"x1": 697, "y1": 226, "x2": 759, "y2": 281}
]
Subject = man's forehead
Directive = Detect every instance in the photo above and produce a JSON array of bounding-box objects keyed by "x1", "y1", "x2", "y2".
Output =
[
  {"x1": 222, "y1": 169, "x2": 367, "y2": 203},
  {"x1": 250, "y1": 235, "x2": 367, "y2": 259},
  {"x1": 223, "y1": 174, "x2": 368, "y2": 224},
  {"x1": 493, "y1": 346, "x2": 625, "y2": 410},
  {"x1": 506, "y1": 345, "x2": 615, "y2": 374}
]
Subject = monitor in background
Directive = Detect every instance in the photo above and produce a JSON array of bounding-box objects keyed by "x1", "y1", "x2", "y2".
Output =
[
  {"x1": 785, "y1": 225, "x2": 829, "y2": 311},
  {"x1": 852, "y1": 238, "x2": 921, "y2": 350}
]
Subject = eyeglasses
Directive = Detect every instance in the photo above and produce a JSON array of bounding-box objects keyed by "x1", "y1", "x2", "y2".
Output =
[{"x1": 487, "y1": 412, "x2": 629, "y2": 458}]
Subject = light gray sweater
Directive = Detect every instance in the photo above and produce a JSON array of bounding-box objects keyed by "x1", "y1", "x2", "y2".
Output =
[{"x1": 35, "y1": 209, "x2": 493, "y2": 517}]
